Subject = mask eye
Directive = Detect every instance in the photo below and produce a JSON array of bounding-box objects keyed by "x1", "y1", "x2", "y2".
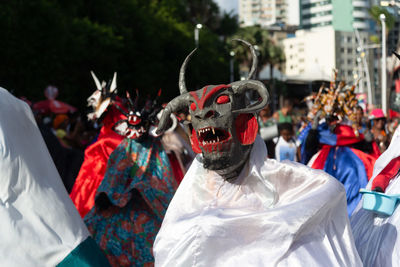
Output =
[
  {"x1": 216, "y1": 95, "x2": 230, "y2": 104},
  {"x1": 190, "y1": 102, "x2": 197, "y2": 111}
]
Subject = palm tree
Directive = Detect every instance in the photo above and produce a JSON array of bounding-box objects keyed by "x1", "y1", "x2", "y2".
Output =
[
  {"x1": 232, "y1": 25, "x2": 285, "y2": 110},
  {"x1": 232, "y1": 26, "x2": 273, "y2": 79}
]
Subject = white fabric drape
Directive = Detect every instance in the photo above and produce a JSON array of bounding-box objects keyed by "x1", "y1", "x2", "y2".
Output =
[
  {"x1": 0, "y1": 88, "x2": 89, "y2": 266},
  {"x1": 154, "y1": 135, "x2": 361, "y2": 266},
  {"x1": 351, "y1": 126, "x2": 400, "y2": 267}
]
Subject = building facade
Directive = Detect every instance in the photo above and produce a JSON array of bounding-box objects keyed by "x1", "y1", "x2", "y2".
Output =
[
  {"x1": 239, "y1": 0, "x2": 299, "y2": 27},
  {"x1": 284, "y1": 0, "x2": 375, "y2": 98},
  {"x1": 300, "y1": 0, "x2": 371, "y2": 31}
]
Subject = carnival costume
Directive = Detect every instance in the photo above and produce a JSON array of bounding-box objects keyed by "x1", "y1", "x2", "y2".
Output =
[
  {"x1": 298, "y1": 76, "x2": 380, "y2": 215},
  {"x1": 351, "y1": 125, "x2": 400, "y2": 266},
  {"x1": 70, "y1": 77, "x2": 177, "y2": 266},
  {"x1": 70, "y1": 72, "x2": 125, "y2": 217},
  {"x1": 0, "y1": 87, "x2": 109, "y2": 266},
  {"x1": 153, "y1": 40, "x2": 361, "y2": 266}
]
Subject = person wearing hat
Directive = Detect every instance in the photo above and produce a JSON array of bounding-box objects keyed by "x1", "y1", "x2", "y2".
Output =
[{"x1": 369, "y1": 108, "x2": 389, "y2": 153}]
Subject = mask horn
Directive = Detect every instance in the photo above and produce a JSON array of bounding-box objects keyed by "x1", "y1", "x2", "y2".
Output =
[
  {"x1": 156, "y1": 94, "x2": 190, "y2": 135},
  {"x1": 110, "y1": 72, "x2": 117, "y2": 93},
  {"x1": 133, "y1": 89, "x2": 139, "y2": 109},
  {"x1": 90, "y1": 71, "x2": 102, "y2": 90},
  {"x1": 232, "y1": 39, "x2": 258, "y2": 80},
  {"x1": 393, "y1": 50, "x2": 400, "y2": 60},
  {"x1": 179, "y1": 48, "x2": 197, "y2": 95},
  {"x1": 230, "y1": 80, "x2": 269, "y2": 114}
]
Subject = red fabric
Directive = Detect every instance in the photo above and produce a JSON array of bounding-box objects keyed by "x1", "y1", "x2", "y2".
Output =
[
  {"x1": 389, "y1": 109, "x2": 400, "y2": 119},
  {"x1": 350, "y1": 148, "x2": 378, "y2": 180},
  {"x1": 396, "y1": 79, "x2": 400, "y2": 93},
  {"x1": 235, "y1": 114, "x2": 258, "y2": 145},
  {"x1": 33, "y1": 99, "x2": 77, "y2": 114},
  {"x1": 311, "y1": 145, "x2": 332, "y2": 169},
  {"x1": 167, "y1": 153, "x2": 184, "y2": 184},
  {"x1": 372, "y1": 156, "x2": 400, "y2": 191},
  {"x1": 335, "y1": 125, "x2": 363, "y2": 146},
  {"x1": 70, "y1": 105, "x2": 125, "y2": 217},
  {"x1": 370, "y1": 142, "x2": 382, "y2": 159},
  {"x1": 311, "y1": 125, "x2": 379, "y2": 173}
]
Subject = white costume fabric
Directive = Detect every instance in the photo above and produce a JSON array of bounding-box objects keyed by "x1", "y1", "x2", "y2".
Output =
[
  {"x1": 0, "y1": 88, "x2": 90, "y2": 266},
  {"x1": 351, "y1": 126, "x2": 400, "y2": 267},
  {"x1": 154, "y1": 135, "x2": 361, "y2": 266}
]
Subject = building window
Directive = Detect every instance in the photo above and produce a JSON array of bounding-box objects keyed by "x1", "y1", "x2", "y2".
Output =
[
  {"x1": 303, "y1": 10, "x2": 332, "y2": 19},
  {"x1": 347, "y1": 48, "x2": 352, "y2": 53},
  {"x1": 310, "y1": 21, "x2": 332, "y2": 28},
  {"x1": 354, "y1": 6, "x2": 366, "y2": 11},
  {"x1": 301, "y1": 0, "x2": 332, "y2": 9},
  {"x1": 354, "y1": 18, "x2": 366, "y2": 22}
]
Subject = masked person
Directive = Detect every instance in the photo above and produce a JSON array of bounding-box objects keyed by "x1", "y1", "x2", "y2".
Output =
[
  {"x1": 70, "y1": 72, "x2": 126, "y2": 218},
  {"x1": 74, "y1": 81, "x2": 177, "y2": 266},
  {"x1": 153, "y1": 40, "x2": 361, "y2": 266},
  {"x1": 0, "y1": 87, "x2": 110, "y2": 266},
  {"x1": 297, "y1": 77, "x2": 380, "y2": 216},
  {"x1": 351, "y1": 125, "x2": 400, "y2": 266}
]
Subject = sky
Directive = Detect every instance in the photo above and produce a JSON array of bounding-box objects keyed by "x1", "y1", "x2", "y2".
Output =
[{"x1": 215, "y1": 0, "x2": 238, "y2": 14}]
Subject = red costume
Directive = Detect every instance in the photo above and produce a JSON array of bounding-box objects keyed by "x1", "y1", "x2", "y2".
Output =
[{"x1": 70, "y1": 105, "x2": 124, "y2": 217}]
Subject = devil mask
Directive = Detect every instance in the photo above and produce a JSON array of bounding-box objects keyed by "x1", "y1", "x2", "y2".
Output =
[
  {"x1": 87, "y1": 71, "x2": 117, "y2": 121},
  {"x1": 113, "y1": 90, "x2": 162, "y2": 141},
  {"x1": 157, "y1": 39, "x2": 269, "y2": 179}
]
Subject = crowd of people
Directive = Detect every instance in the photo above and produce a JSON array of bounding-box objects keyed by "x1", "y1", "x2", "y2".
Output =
[
  {"x1": 2, "y1": 40, "x2": 400, "y2": 267},
  {"x1": 15, "y1": 80, "x2": 400, "y2": 266},
  {"x1": 259, "y1": 98, "x2": 399, "y2": 164}
]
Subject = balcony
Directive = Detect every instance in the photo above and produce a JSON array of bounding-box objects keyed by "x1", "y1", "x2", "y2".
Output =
[{"x1": 353, "y1": 0, "x2": 370, "y2": 8}]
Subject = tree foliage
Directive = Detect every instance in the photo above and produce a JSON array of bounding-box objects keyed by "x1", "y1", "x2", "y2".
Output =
[
  {"x1": 232, "y1": 25, "x2": 285, "y2": 79},
  {"x1": 369, "y1": 5, "x2": 395, "y2": 31},
  {"x1": 0, "y1": 0, "x2": 238, "y2": 108}
]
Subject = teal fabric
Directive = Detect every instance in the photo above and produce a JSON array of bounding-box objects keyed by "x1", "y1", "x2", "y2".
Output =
[{"x1": 57, "y1": 237, "x2": 111, "y2": 267}]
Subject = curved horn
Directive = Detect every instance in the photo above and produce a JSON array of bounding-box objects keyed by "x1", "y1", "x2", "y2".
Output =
[
  {"x1": 230, "y1": 80, "x2": 269, "y2": 114},
  {"x1": 179, "y1": 49, "x2": 197, "y2": 95},
  {"x1": 126, "y1": 91, "x2": 134, "y2": 110},
  {"x1": 90, "y1": 71, "x2": 101, "y2": 90},
  {"x1": 156, "y1": 93, "x2": 190, "y2": 135},
  {"x1": 133, "y1": 89, "x2": 139, "y2": 109},
  {"x1": 232, "y1": 39, "x2": 258, "y2": 80},
  {"x1": 393, "y1": 50, "x2": 400, "y2": 60},
  {"x1": 110, "y1": 72, "x2": 117, "y2": 93}
]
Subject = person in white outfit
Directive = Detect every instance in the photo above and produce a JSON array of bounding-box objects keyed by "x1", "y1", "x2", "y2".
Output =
[
  {"x1": 154, "y1": 41, "x2": 362, "y2": 266},
  {"x1": 274, "y1": 122, "x2": 299, "y2": 162}
]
